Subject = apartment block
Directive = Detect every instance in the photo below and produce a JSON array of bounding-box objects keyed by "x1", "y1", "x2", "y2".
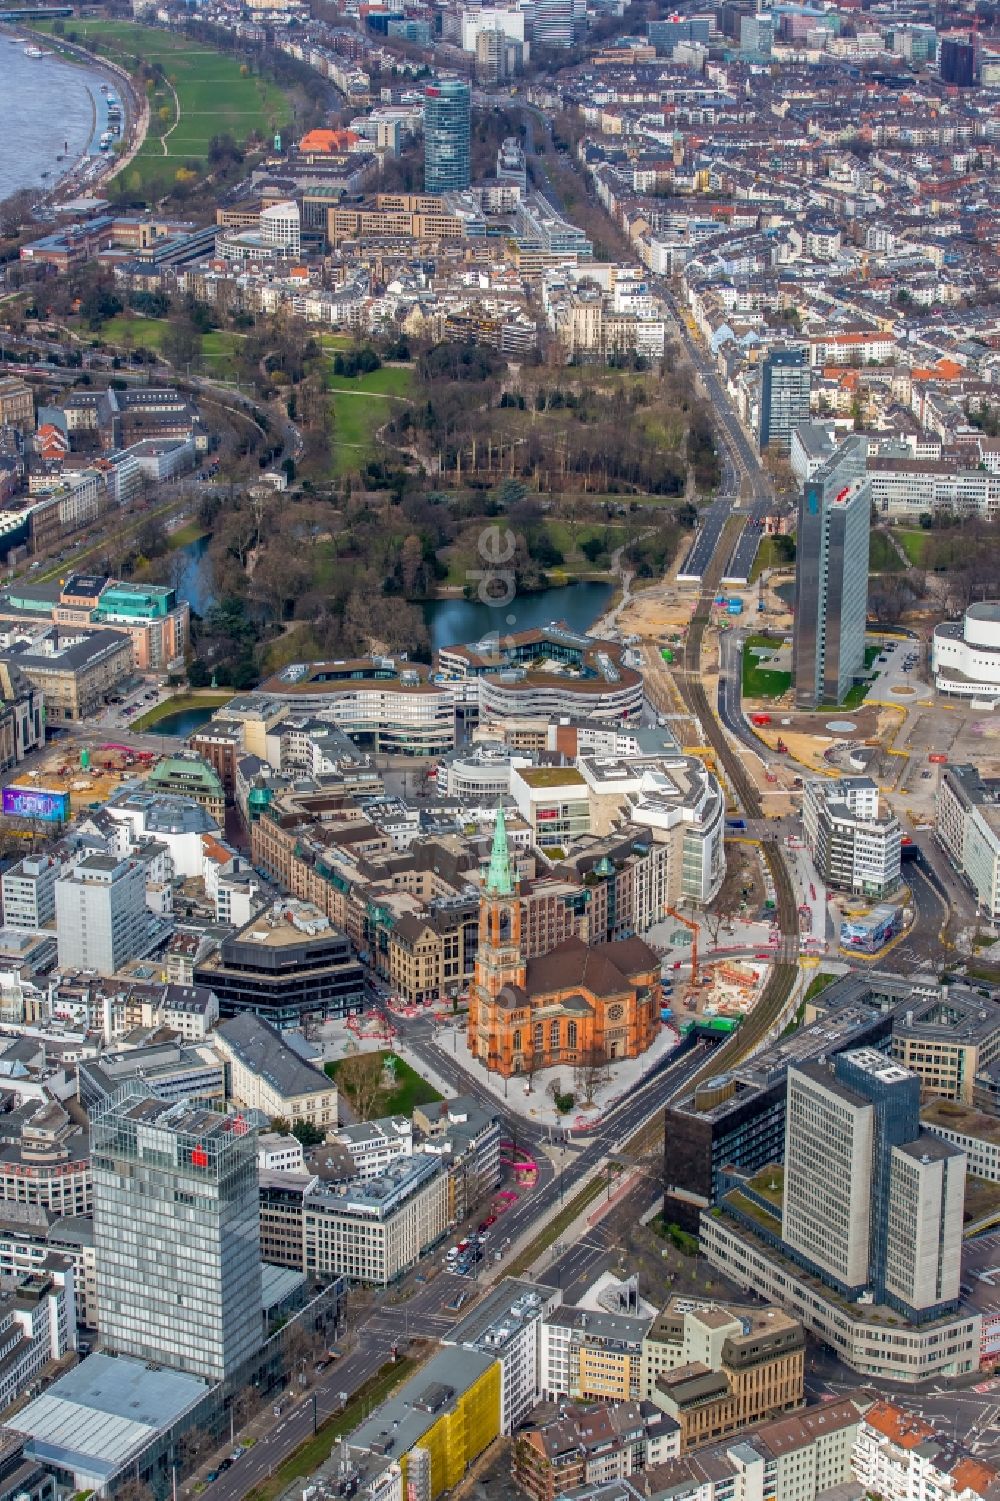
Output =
[
  {"x1": 802, "y1": 777, "x2": 902, "y2": 899},
  {"x1": 445, "y1": 1278, "x2": 560, "y2": 1434},
  {"x1": 514, "y1": 1402, "x2": 680, "y2": 1501},
  {"x1": 541, "y1": 1306, "x2": 649, "y2": 1404},
  {"x1": 936, "y1": 765, "x2": 1000, "y2": 920}
]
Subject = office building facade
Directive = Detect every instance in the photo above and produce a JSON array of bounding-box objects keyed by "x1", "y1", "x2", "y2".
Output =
[
  {"x1": 802, "y1": 777, "x2": 902, "y2": 898},
  {"x1": 792, "y1": 436, "x2": 871, "y2": 708},
  {"x1": 424, "y1": 80, "x2": 471, "y2": 194},
  {"x1": 783, "y1": 1049, "x2": 964, "y2": 1318},
  {"x1": 93, "y1": 1091, "x2": 262, "y2": 1383},
  {"x1": 758, "y1": 347, "x2": 809, "y2": 453},
  {"x1": 54, "y1": 855, "x2": 159, "y2": 975}
]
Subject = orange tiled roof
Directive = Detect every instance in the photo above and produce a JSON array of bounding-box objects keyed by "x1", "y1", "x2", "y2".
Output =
[
  {"x1": 864, "y1": 1401, "x2": 935, "y2": 1449},
  {"x1": 299, "y1": 128, "x2": 361, "y2": 154}
]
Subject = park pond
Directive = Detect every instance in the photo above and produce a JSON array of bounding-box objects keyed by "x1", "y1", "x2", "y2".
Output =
[{"x1": 175, "y1": 534, "x2": 615, "y2": 653}]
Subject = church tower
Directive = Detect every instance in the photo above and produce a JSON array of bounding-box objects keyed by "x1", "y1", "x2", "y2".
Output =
[
  {"x1": 468, "y1": 807, "x2": 525, "y2": 1063},
  {"x1": 477, "y1": 805, "x2": 525, "y2": 998}
]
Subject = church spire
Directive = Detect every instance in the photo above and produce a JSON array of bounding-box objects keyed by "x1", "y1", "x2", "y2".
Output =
[{"x1": 486, "y1": 804, "x2": 515, "y2": 896}]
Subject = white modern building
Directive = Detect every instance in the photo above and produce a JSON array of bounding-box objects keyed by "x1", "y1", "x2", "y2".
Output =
[
  {"x1": 260, "y1": 199, "x2": 301, "y2": 257},
  {"x1": 802, "y1": 777, "x2": 901, "y2": 898},
  {"x1": 332, "y1": 1117, "x2": 414, "y2": 1178},
  {"x1": 936, "y1": 764, "x2": 1000, "y2": 920},
  {"x1": 444, "y1": 1278, "x2": 560, "y2": 1433},
  {"x1": 2, "y1": 853, "x2": 61, "y2": 930},
  {"x1": 933, "y1": 602, "x2": 1000, "y2": 705},
  {"x1": 303, "y1": 1154, "x2": 449, "y2": 1284},
  {"x1": 54, "y1": 855, "x2": 161, "y2": 975}
]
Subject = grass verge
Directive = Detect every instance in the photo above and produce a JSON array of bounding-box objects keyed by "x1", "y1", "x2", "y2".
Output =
[
  {"x1": 506, "y1": 1176, "x2": 604, "y2": 1278},
  {"x1": 130, "y1": 691, "x2": 231, "y2": 730},
  {"x1": 243, "y1": 1357, "x2": 418, "y2": 1501},
  {"x1": 169, "y1": 522, "x2": 210, "y2": 549}
]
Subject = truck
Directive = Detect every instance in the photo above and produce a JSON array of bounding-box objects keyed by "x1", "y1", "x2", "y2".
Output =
[
  {"x1": 726, "y1": 818, "x2": 747, "y2": 830},
  {"x1": 726, "y1": 599, "x2": 743, "y2": 615}
]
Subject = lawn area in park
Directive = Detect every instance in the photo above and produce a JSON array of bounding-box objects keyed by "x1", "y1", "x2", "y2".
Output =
[
  {"x1": 324, "y1": 1051, "x2": 442, "y2": 1117},
  {"x1": 896, "y1": 528, "x2": 930, "y2": 566},
  {"x1": 97, "y1": 318, "x2": 244, "y2": 378},
  {"x1": 327, "y1": 366, "x2": 413, "y2": 476},
  {"x1": 39, "y1": 20, "x2": 289, "y2": 196},
  {"x1": 325, "y1": 366, "x2": 415, "y2": 398}
]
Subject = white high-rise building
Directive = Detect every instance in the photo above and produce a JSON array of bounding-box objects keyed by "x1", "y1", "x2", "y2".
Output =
[
  {"x1": 260, "y1": 199, "x2": 301, "y2": 258},
  {"x1": 54, "y1": 854, "x2": 158, "y2": 975}
]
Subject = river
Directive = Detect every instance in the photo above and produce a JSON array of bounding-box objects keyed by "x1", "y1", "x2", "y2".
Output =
[
  {"x1": 0, "y1": 41, "x2": 109, "y2": 197},
  {"x1": 177, "y1": 534, "x2": 615, "y2": 652}
]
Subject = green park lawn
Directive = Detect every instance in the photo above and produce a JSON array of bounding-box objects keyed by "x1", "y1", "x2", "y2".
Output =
[
  {"x1": 742, "y1": 635, "x2": 792, "y2": 699},
  {"x1": 97, "y1": 318, "x2": 244, "y2": 379},
  {"x1": 868, "y1": 531, "x2": 904, "y2": 573},
  {"x1": 327, "y1": 366, "x2": 413, "y2": 476},
  {"x1": 39, "y1": 21, "x2": 289, "y2": 195},
  {"x1": 324, "y1": 1051, "x2": 442, "y2": 1117},
  {"x1": 896, "y1": 528, "x2": 930, "y2": 566}
]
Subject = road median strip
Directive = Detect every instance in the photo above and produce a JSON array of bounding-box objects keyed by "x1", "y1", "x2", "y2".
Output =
[{"x1": 243, "y1": 1356, "x2": 419, "y2": 1501}]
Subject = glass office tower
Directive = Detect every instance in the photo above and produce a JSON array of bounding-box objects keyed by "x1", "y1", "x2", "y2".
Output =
[
  {"x1": 93, "y1": 1090, "x2": 262, "y2": 1384},
  {"x1": 424, "y1": 79, "x2": 471, "y2": 193},
  {"x1": 792, "y1": 434, "x2": 871, "y2": 708}
]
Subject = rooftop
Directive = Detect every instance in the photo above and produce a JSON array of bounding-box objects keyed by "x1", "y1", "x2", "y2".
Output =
[{"x1": 7, "y1": 1353, "x2": 207, "y2": 1482}]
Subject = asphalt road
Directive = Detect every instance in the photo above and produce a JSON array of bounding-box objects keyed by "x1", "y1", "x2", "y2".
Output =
[
  {"x1": 202, "y1": 1035, "x2": 713, "y2": 1501},
  {"x1": 678, "y1": 494, "x2": 736, "y2": 582}
]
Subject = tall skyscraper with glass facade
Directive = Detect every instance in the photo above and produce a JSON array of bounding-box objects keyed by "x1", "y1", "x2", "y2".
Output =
[
  {"x1": 424, "y1": 79, "x2": 471, "y2": 194},
  {"x1": 792, "y1": 434, "x2": 871, "y2": 709},
  {"x1": 93, "y1": 1090, "x2": 262, "y2": 1384}
]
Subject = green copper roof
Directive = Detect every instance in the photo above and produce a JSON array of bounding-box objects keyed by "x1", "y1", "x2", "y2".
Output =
[{"x1": 486, "y1": 805, "x2": 515, "y2": 896}]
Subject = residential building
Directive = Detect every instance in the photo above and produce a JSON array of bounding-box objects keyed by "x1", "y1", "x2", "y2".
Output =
[
  {"x1": 2, "y1": 855, "x2": 59, "y2": 932},
  {"x1": 424, "y1": 80, "x2": 471, "y2": 194},
  {"x1": 0, "y1": 1269, "x2": 76, "y2": 1412},
  {"x1": 444, "y1": 1278, "x2": 560, "y2": 1434},
  {"x1": 467, "y1": 810, "x2": 661, "y2": 1079},
  {"x1": 644, "y1": 1300, "x2": 804, "y2": 1452},
  {"x1": 331, "y1": 1117, "x2": 413, "y2": 1179},
  {"x1": 792, "y1": 437, "x2": 871, "y2": 709},
  {"x1": 802, "y1": 778, "x2": 902, "y2": 898},
  {"x1": 0, "y1": 380, "x2": 33, "y2": 434},
  {"x1": 93, "y1": 1091, "x2": 262, "y2": 1383},
  {"x1": 514, "y1": 1402, "x2": 680, "y2": 1501},
  {"x1": 348, "y1": 1347, "x2": 500, "y2": 1501},
  {"x1": 759, "y1": 347, "x2": 810, "y2": 454},
  {"x1": 0, "y1": 1103, "x2": 92, "y2": 1218},
  {"x1": 782, "y1": 1049, "x2": 964, "y2": 1318},
  {"x1": 257, "y1": 1132, "x2": 305, "y2": 1174},
  {"x1": 854, "y1": 1402, "x2": 1000, "y2": 1501},
  {"x1": 613, "y1": 1399, "x2": 869, "y2": 1501},
  {"x1": 0, "y1": 663, "x2": 43, "y2": 772},
  {"x1": 195, "y1": 901, "x2": 366, "y2": 1030},
  {"x1": 541, "y1": 1304, "x2": 649, "y2": 1403},
  {"x1": 0, "y1": 1213, "x2": 97, "y2": 1331},
  {"x1": 303, "y1": 1154, "x2": 449, "y2": 1284},
  {"x1": 212, "y1": 1012, "x2": 338, "y2": 1133},
  {"x1": 54, "y1": 855, "x2": 163, "y2": 976},
  {"x1": 413, "y1": 1096, "x2": 502, "y2": 1222},
  {"x1": 935, "y1": 765, "x2": 1000, "y2": 920}
]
